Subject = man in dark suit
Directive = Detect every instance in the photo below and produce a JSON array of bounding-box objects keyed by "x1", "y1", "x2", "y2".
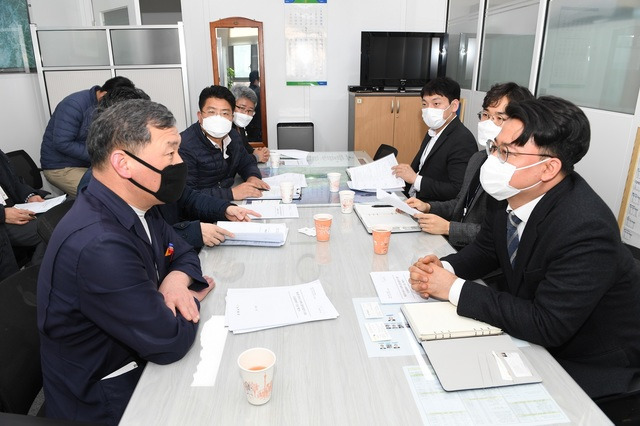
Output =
[
  {"x1": 393, "y1": 77, "x2": 477, "y2": 202},
  {"x1": 406, "y1": 83, "x2": 533, "y2": 249},
  {"x1": 408, "y1": 96, "x2": 640, "y2": 399}
]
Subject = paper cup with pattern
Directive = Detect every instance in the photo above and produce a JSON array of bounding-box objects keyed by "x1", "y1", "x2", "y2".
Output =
[
  {"x1": 238, "y1": 347, "x2": 276, "y2": 405},
  {"x1": 313, "y1": 213, "x2": 333, "y2": 242}
]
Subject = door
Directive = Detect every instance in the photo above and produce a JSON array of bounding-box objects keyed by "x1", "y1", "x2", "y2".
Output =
[
  {"x1": 354, "y1": 96, "x2": 395, "y2": 160},
  {"x1": 393, "y1": 96, "x2": 428, "y2": 165}
]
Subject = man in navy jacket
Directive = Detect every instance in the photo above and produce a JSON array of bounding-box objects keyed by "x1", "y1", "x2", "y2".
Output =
[
  {"x1": 38, "y1": 100, "x2": 214, "y2": 425},
  {"x1": 179, "y1": 85, "x2": 270, "y2": 201},
  {"x1": 40, "y1": 76, "x2": 134, "y2": 196}
]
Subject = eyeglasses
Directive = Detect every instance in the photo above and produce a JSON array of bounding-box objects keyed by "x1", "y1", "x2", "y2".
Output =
[
  {"x1": 486, "y1": 139, "x2": 553, "y2": 164},
  {"x1": 235, "y1": 104, "x2": 255, "y2": 115},
  {"x1": 477, "y1": 111, "x2": 507, "y2": 126},
  {"x1": 201, "y1": 109, "x2": 232, "y2": 119}
]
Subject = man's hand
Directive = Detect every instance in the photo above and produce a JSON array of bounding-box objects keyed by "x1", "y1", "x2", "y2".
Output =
[
  {"x1": 254, "y1": 147, "x2": 270, "y2": 163},
  {"x1": 408, "y1": 255, "x2": 456, "y2": 300},
  {"x1": 415, "y1": 213, "x2": 450, "y2": 236},
  {"x1": 392, "y1": 163, "x2": 418, "y2": 184},
  {"x1": 200, "y1": 223, "x2": 234, "y2": 247},
  {"x1": 231, "y1": 182, "x2": 264, "y2": 200},
  {"x1": 225, "y1": 205, "x2": 260, "y2": 222},
  {"x1": 247, "y1": 176, "x2": 270, "y2": 190},
  {"x1": 406, "y1": 197, "x2": 430, "y2": 213},
  {"x1": 159, "y1": 271, "x2": 201, "y2": 323},
  {"x1": 4, "y1": 207, "x2": 36, "y2": 225},
  {"x1": 190, "y1": 275, "x2": 215, "y2": 302},
  {"x1": 27, "y1": 195, "x2": 45, "y2": 203}
]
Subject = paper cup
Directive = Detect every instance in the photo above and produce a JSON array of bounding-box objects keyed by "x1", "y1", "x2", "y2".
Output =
[
  {"x1": 313, "y1": 213, "x2": 333, "y2": 242},
  {"x1": 280, "y1": 182, "x2": 294, "y2": 204},
  {"x1": 372, "y1": 225, "x2": 392, "y2": 255},
  {"x1": 327, "y1": 172, "x2": 341, "y2": 193},
  {"x1": 238, "y1": 347, "x2": 276, "y2": 405},
  {"x1": 270, "y1": 153, "x2": 281, "y2": 168},
  {"x1": 339, "y1": 190, "x2": 355, "y2": 214}
]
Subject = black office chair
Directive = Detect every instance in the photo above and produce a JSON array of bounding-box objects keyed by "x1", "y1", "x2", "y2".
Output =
[
  {"x1": 0, "y1": 264, "x2": 43, "y2": 414},
  {"x1": 5, "y1": 150, "x2": 43, "y2": 190},
  {"x1": 37, "y1": 199, "x2": 75, "y2": 244},
  {"x1": 373, "y1": 144, "x2": 398, "y2": 161}
]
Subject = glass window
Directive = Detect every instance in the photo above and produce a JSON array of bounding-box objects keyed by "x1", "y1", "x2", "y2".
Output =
[
  {"x1": 0, "y1": 0, "x2": 36, "y2": 72},
  {"x1": 446, "y1": 0, "x2": 480, "y2": 90},
  {"x1": 111, "y1": 29, "x2": 180, "y2": 65},
  {"x1": 478, "y1": 0, "x2": 539, "y2": 91},
  {"x1": 38, "y1": 30, "x2": 109, "y2": 67},
  {"x1": 538, "y1": 0, "x2": 640, "y2": 114}
]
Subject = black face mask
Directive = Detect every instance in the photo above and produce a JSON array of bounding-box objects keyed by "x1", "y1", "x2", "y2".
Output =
[{"x1": 123, "y1": 150, "x2": 187, "y2": 204}]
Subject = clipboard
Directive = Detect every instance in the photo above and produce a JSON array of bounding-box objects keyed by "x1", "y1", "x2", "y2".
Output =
[{"x1": 353, "y1": 203, "x2": 421, "y2": 233}]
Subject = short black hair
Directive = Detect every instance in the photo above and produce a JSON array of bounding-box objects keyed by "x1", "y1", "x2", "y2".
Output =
[
  {"x1": 88, "y1": 99, "x2": 175, "y2": 168},
  {"x1": 249, "y1": 71, "x2": 260, "y2": 84},
  {"x1": 482, "y1": 82, "x2": 533, "y2": 110},
  {"x1": 198, "y1": 85, "x2": 236, "y2": 113},
  {"x1": 421, "y1": 77, "x2": 460, "y2": 103},
  {"x1": 96, "y1": 87, "x2": 150, "y2": 116},
  {"x1": 505, "y1": 96, "x2": 590, "y2": 173},
  {"x1": 99, "y1": 76, "x2": 135, "y2": 92}
]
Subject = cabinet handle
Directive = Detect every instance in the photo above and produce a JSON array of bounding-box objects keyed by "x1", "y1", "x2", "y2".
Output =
[
  {"x1": 396, "y1": 99, "x2": 400, "y2": 114},
  {"x1": 391, "y1": 99, "x2": 394, "y2": 113}
]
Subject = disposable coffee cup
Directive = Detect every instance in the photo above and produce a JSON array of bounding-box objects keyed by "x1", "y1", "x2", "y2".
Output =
[
  {"x1": 280, "y1": 182, "x2": 294, "y2": 204},
  {"x1": 339, "y1": 190, "x2": 355, "y2": 214},
  {"x1": 238, "y1": 347, "x2": 276, "y2": 405},
  {"x1": 313, "y1": 213, "x2": 333, "y2": 242},
  {"x1": 270, "y1": 153, "x2": 281, "y2": 168},
  {"x1": 327, "y1": 172, "x2": 341, "y2": 193},
  {"x1": 372, "y1": 225, "x2": 392, "y2": 255}
]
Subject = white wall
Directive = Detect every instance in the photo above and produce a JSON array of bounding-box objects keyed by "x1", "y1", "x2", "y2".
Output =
[{"x1": 180, "y1": 0, "x2": 447, "y2": 151}]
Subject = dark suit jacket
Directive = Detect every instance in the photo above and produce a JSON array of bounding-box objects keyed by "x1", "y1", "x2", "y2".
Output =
[
  {"x1": 429, "y1": 150, "x2": 488, "y2": 249},
  {"x1": 443, "y1": 172, "x2": 640, "y2": 399},
  {"x1": 407, "y1": 117, "x2": 477, "y2": 202}
]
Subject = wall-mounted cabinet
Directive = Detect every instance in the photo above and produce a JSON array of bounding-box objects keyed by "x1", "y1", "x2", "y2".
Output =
[{"x1": 348, "y1": 92, "x2": 427, "y2": 165}]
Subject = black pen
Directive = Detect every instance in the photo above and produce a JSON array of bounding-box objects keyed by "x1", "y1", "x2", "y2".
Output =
[{"x1": 372, "y1": 205, "x2": 393, "y2": 208}]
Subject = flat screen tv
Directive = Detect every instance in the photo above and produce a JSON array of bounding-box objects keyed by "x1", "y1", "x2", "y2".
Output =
[{"x1": 360, "y1": 32, "x2": 448, "y2": 91}]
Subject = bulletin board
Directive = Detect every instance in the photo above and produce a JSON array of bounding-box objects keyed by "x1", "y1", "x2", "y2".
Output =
[
  {"x1": 617, "y1": 127, "x2": 640, "y2": 250},
  {"x1": 284, "y1": 0, "x2": 327, "y2": 86}
]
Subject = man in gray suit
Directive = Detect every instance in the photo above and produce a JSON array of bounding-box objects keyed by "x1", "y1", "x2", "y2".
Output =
[{"x1": 407, "y1": 83, "x2": 533, "y2": 249}]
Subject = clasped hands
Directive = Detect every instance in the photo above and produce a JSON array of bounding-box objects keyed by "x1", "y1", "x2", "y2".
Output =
[
  {"x1": 159, "y1": 271, "x2": 215, "y2": 323},
  {"x1": 408, "y1": 255, "x2": 457, "y2": 300}
]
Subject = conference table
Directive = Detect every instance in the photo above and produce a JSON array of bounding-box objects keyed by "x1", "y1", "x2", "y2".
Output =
[{"x1": 120, "y1": 152, "x2": 611, "y2": 425}]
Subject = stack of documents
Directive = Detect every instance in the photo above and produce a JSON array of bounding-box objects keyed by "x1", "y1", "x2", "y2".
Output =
[
  {"x1": 273, "y1": 149, "x2": 309, "y2": 166},
  {"x1": 247, "y1": 203, "x2": 299, "y2": 219},
  {"x1": 216, "y1": 221, "x2": 288, "y2": 246},
  {"x1": 14, "y1": 194, "x2": 67, "y2": 214},
  {"x1": 262, "y1": 172, "x2": 308, "y2": 188},
  {"x1": 346, "y1": 154, "x2": 405, "y2": 191},
  {"x1": 225, "y1": 280, "x2": 339, "y2": 333}
]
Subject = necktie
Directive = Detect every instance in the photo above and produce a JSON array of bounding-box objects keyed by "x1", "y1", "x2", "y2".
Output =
[{"x1": 507, "y1": 211, "x2": 522, "y2": 266}]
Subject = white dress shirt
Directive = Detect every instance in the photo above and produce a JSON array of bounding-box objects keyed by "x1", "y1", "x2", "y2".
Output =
[{"x1": 410, "y1": 120, "x2": 453, "y2": 196}]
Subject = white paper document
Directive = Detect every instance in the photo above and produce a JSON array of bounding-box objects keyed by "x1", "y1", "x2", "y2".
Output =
[
  {"x1": 245, "y1": 186, "x2": 302, "y2": 200},
  {"x1": 216, "y1": 221, "x2": 288, "y2": 246},
  {"x1": 14, "y1": 194, "x2": 67, "y2": 214},
  {"x1": 346, "y1": 154, "x2": 405, "y2": 190},
  {"x1": 225, "y1": 280, "x2": 339, "y2": 334},
  {"x1": 263, "y1": 172, "x2": 308, "y2": 188},
  {"x1": 191, "y1": 315, "x2": 227, "y2": 387},
  {"x1": 283, "y1": 158, "x2": 309, "y2": 166},
  {"x1": 247, "y1": 204, "x2": 299, "y2": 219},
  {"x1": 370, "y1": 271, "x2": 424, "y2": 304},
  {"x1": 272, "y1": 149, "x2": 309, "y2": 160},
  {"x1": 376, "y1": 189, "x2": 420, "y2": 216}
]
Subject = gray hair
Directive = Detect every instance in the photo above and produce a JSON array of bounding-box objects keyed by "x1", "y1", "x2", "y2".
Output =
[
  {"x1": 230, "y1": 84, "x2": 258, "y2": 106},
  {"x1": 88, "y1": 99, "x2": 176, "y2": 168}
]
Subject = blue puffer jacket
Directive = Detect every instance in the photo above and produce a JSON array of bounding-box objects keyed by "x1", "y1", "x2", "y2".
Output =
[
  {"x1": 40, "y1": 86, "x2": 99, "y2": 169},
  {"x1": 179, "y1": 122, "x2": 261, "y2": 200}
]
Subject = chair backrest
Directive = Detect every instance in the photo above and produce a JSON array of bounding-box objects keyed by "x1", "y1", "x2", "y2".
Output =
[
  {"x1": 277, "y1": 122, "x2": 314, "y2": 151},
  {"x1": 5, "y1": 150, "x2": 43, "y2": 190},
  {"x1": 373, "y1": 144, "x2": 398, "y2": 161},
  {"x1": 0, "y1": 264, "x2": 42, "y2": 414},
  {"x1": 37, "y1": 200, "x2": 75, "y2": 244}
]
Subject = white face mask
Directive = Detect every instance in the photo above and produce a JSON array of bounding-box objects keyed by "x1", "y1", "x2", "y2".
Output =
[
  {"x1": 233, "y1": 112, "x2": 253, "y2": 128},
  {"x1": 202, "y1": 115, "x2": 232, "y2": 138},
  {"x1": 477, "y1": 119, "x2": 502, "y2": 147},
  {"x1": 480, "y1": 154, "x2": 549, "y2": 201},
  {"x1": 422, "y1": 103, "x2": 452, "y2": 129}
]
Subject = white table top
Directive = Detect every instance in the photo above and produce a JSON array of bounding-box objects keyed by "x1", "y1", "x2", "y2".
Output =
[{"x1": 120, "y1": 204, "x2": 610, "y2": 425}]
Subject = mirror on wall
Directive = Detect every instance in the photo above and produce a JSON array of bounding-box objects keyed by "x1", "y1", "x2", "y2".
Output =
[{"x1": 210, "y1": 17, "x2": 267, "y2": 147}]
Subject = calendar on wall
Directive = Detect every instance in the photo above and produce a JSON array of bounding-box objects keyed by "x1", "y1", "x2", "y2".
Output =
[{"x1": 284, "y1": 0, "x2": 327, "y2": 86}]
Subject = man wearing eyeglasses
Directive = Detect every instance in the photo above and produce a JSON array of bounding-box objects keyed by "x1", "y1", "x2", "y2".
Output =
[
  {"x1": 230, "y1": 85, "x2": 270, "y2": 163},
  {"x1": 406, "y1": 83, "x2": 533, "y2": 248},
  {"x1": 408, "y1": 96, "x2": 640, "y2": 400},
  {"x1": 179, "y1": 85, "x2": 270, "y2": 201}
]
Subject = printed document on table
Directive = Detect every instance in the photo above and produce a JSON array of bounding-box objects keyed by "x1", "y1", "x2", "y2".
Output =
[
  {"x1": 216, "y1": 221, "x2": 288, "y2": 246},
  {"x1": 263, "y1": 172, "x2": 308, "y2": 188},
  {"x1": 376, "y1": 189, "x2": 420, "y2": 216},
  {"x1": 13, "y1": 194, "x2": 67, "y2": 214},
  {"x1": 225, "y1": 280, "x2": 339, "y2": 333},
  {"x1": 272, "y1": 149, "x2": 309, "y2": 160},
  {"x1": 346, "y1": 154, "x2": 405, "y2": 190},
  {"x1": 370, "y1": 271, "x2": 424, "y2": 304},
  {"x1": 246, "y1": 185, "x2": 302, "y2": 200},
  {"x1": 247, "y1": 204, "x2": 299, "y2": 219}
]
